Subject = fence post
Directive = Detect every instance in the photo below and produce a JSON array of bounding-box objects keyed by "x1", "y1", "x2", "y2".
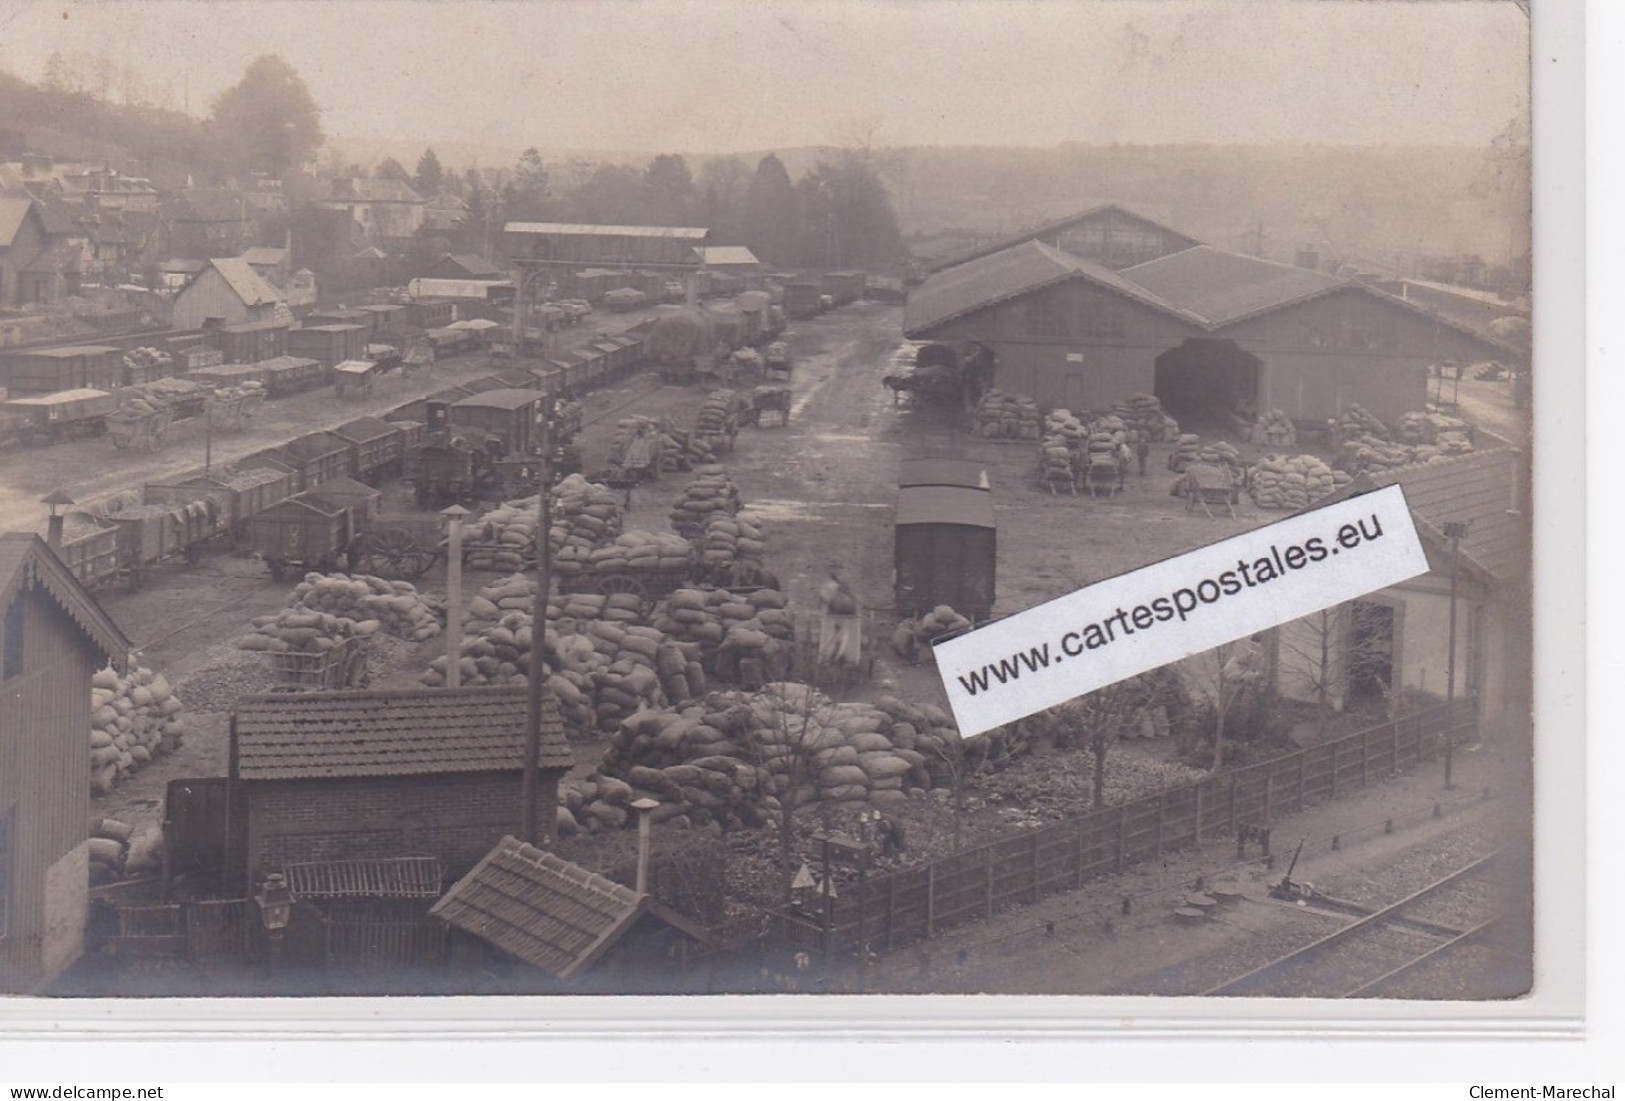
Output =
[
  {"x1": 1154, "y1": 791, "x2": 1166, "y2": 859},
  {"x1": 984, "y1": 846, "x2": 995, "y2": 919},
  {"x1": 926, "y1": 864, "x2": 936, "y2": 938},
  {"x1": 1030, "y1": 830, "x2": 1041, "y2": 903}
]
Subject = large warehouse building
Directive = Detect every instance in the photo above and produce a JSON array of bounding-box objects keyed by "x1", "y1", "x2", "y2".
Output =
[{"x1": 904, "y1": 206, "x2": 1517, "y2": 428}]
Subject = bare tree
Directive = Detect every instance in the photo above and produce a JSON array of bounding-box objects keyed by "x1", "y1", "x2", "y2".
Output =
[
  {"x1": 741, "y1": 681, "x2": 844, "y2": 903},
  {"x1": 1275, "y1": 601, "x2": 1395, "y2": 736},
  {"x1": 1182, "y1": 640, "x2": 1266, "y2": 771}
]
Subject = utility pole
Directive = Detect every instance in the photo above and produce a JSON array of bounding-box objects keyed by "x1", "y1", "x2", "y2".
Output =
[
  {"x1": 1442, "y1": 521, "x2": 1469, "y2": 790},
  {"x1": 521, "y1": 411, "x2": 554, "y2": 845}
]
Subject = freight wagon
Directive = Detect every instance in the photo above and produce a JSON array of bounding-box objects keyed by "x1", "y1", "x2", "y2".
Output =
[
  {"x1": 254, "y1": 355, "x2": 325, "y2": 397},
  {"x1": 0, "y1": 389, "x2": 119, "y2": 443},
  {"x1": 783, "y1": 282, "x2": 824, "y2": 320},
  {"x1": 332, "y1": 416, "x2": 408, "y2": 482},
  {"x1": 287, "y1": 324, "x2": 370, "y2": 369},
  {"x1": 408, "y1": 299, "x2": 459, "y2": 330},
  {"x1": 894, "y1": 483, "x2": 996, "y2": 623},
  {"x1": 0, "y1": 346, "x2": 125, "y2": 395},
  {"x1": 271, "y1": 431, "x2": 356, "y2": 490},
  {"x1": 213, "y1": 319, "x2": 290, "y2": 366}
]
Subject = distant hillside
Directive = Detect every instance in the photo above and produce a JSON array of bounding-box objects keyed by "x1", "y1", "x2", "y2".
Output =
[{"x1": 0, "y1": 69, "x2": 223, "y2": 187}]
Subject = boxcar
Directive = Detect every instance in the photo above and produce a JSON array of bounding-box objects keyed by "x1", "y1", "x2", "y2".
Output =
[
  {"x1": 1, "y1": 346, "x2": 124, "y2": 395},
  {"x1": 458, "y1": 375, "x2": 511, "y2": 395},
  {"x1": 447, "y1": 389, "x2": 547, "y2": 456},
  {"x1": 277, "y1": 431, "x2": 356, "y2": 489},
  {"x1": 385, "y1": 386, "x2": 473, "y2": 427},
  {"x1": 287, "y1": 324, "x2": 370, "y2": 369},
  {"x1": 0, "y1": 389, "x2": 118, "y2": 442},
  {"x1": 246, "y1": 491, "x2": 358, "y2": 580},
  {"x1": 408, "y1": 299, "x2": 458, "y2": 330},
  {"x1": 255, "y1": 355, "x2": 325, "y2": 397},
  {"x1": 332, "y1": 416, "x2": 406, "y2": 481},
  {"x1": 390, "y1": 419, "x2": 426, "y2": 456},
  {"x1": 214, "y1": 319, "x2": 290, "y2": 366},
  {"x1": 894, "y1": 484, "x2": 996, "y2": 622}
]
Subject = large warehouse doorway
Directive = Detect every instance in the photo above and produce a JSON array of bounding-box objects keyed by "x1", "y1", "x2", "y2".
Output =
[{"x1": 1153, "y1": 338, "x2": 1262, "y2": 432}]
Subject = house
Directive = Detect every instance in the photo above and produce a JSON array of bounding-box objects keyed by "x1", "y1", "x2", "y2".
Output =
[
  {"x1": 1273, "y1": 449, "x2": 1530, "y2": 745},
  {"x1": 171, "y1": 257, "x2": 289, "y2": 331},
  {"x1": 431, "y1": 835, "x2": 712, "y2": 990},
  {"x1": 228, "y1": 687, "x2": 572, "y2": 886},
  {"x1": 419, "y1": 253, "x2": 506, "y2": 282},
  {"x1": 424, "y1": 193, "x2": 470, "y2": 232},
  {"x1": 241, "y1": 246, "x2": 293, "y2": 290},
  {"x1": 1, "y1": 193, "x2": 80, "y2": 308},
  {"x1": 320, "y1": 179, "x2": 427, "y2": 242},
  {"x1": 902, "y1": 208, "x2": 1518, "y2": 426},
  {"x1": 161, "y1": 189, "x2": 260, "y2": 258},
  {"x1": 1, "y1": 533, "x2": 131, "y2": 993}
]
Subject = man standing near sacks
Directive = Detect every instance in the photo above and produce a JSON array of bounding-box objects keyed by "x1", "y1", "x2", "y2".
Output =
[{"x1": 818, "y1": 566, "x2": 862, "y2": 666}]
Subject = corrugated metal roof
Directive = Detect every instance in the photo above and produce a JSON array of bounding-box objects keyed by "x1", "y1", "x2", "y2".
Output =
[
  {"x1": 505, "y1": 222, "x2": 709, "y2": 239},
  {"x1": 233, "y1": 687, "x2": 571, "y2": 781},
  {"x1": 896, "y1": 485, "x2": 997, "y2": 529},
  {"x1": 0, "y1": 532, "x2": 130, "y2": 668},
  {"x1": 898, "y1": 459, "x2": 991, "y2": 491},
  {"x1": 429, "y1": 836, "x2": 645, "y2": 980},
  {"x1": 696, "y1": 246, "x2": 761, "y2": 267},
  {"x1": 1325, "y1": 449, "x2": 1524, "y2": 583},
  {"x1": 903, "y1": 240, "x2": 1199, "y2": 337},
  {"x1": 207, "y1": 257, "x2": 285, "y2": 309},
  {"x1": 241, "y1": 246, "x2": 289, "y2": 267},
  {"x1": 1118, "y1": 246, "x2": 1347, "y2": 327},
  {"x1": 20, "y1": 346, "x2": 120, "y2": 358},
  {"x1": 333, "y1": 416, "x2": 398, "y2": 444},
  {"x1": 927, "y1": 203, "x2": 1204, "y2": 272}
]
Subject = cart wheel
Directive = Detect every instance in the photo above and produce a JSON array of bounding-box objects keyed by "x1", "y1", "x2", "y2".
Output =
[
  {"x1": 358, "y1": 527, "x2": 430, "y2": 578},
  {"x1": 594, "y1": 573, "x2": 649, "y2": 604}
]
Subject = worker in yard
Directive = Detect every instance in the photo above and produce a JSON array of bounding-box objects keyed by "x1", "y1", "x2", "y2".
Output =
[
  {"x1": 1130, "y1": 427, "x2": 1151, "y2": 476},
  {"x1": 818, "y1": 566, "x2": 862, "y2": 666}
]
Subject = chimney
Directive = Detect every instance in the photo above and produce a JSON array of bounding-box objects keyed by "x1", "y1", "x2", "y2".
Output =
[
  {"x1": 631, "y1": 797, "x2": 660, "y2": 895},
  {"x1": 42, "y1": 490, "x2": 75, "y2": 552}
]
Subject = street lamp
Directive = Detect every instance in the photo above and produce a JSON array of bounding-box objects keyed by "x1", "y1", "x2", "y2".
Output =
[
  {"x1": 1441, "y1": 520, "x2": 1470, "y2": 791},
  {"x1": 255, "y1": 872, "x2": 295, "y2": 979}
]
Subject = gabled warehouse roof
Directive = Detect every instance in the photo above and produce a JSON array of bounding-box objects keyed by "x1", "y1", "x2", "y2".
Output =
[
  {"x1": 1119, "y1": 246, "x2": 1348, "y2": 327},
  {"x1": 903, "y1": 240, "x2": 1201, "y2": 336}
]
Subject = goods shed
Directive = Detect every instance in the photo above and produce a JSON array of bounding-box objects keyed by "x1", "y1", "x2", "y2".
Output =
[
  {"x1": 903, "y1": 208, "x2": 1517, "y2": 429},
  {"x1": 506, "y1": 223, "x2": 710, "y2": 270}
]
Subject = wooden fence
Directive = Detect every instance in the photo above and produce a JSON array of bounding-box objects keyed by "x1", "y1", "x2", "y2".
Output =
[{"x1": 765, "y1": 700, "x2": 1475, "y2": 957}]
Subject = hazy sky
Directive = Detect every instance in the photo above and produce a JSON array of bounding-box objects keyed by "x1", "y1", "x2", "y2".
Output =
[{"x1": 0, "y1": 0, "x2": 1530, "y2": 159}]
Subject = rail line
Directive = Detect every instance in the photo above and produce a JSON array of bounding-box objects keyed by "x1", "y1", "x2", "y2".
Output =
[{"x1": 1202, "y1": 851, "x2": 1499, "y2": 998}]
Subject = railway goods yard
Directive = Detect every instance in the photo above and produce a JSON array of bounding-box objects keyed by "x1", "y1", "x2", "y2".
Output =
[{"x1": 2, "y1": 278, "x2": 1531, "y2": 998}]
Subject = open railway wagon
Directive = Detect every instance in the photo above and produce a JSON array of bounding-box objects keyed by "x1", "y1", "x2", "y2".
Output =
[
  {"x1": 407, "y1": 435, "x2": 543, "y2": 509},
  {"x1": 99, "y1": 482, "x2": 238, "y2": 587},
  {"x1": 0, "y1": 389, "x2": 118, "y2": 444},
  {"x1": 54, "y1": 510, "x2": 121, "y2": 589},
  {"x1": 893, "y1": 481, "x2": 996, "y2": 623},
  {"x1": 255, "y1": 356, "x2": 326, "y2": 398},
  {"x1": 332, "y1": 359, "x2": 381, "y2": 399},
  {"x1": 246, "y1": 479, "x2": 440, "y2": 581},
  {"x1": 105, "y1": 402, "x2": 175, "y2": 452},
  {"x1": 144, "y1": 464, "x2": 296, "y2": 551},
  {"x1": 331, "y1": 416, "x2": 408, "y2": 482}
]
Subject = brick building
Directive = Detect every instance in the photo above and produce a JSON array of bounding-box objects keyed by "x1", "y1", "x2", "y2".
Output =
[{"x1": 228, "y1": 687, "x2": 571, "y2": 886}]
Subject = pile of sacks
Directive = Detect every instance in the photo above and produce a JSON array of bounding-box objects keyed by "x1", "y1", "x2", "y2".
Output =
[
  {"x1": 891, "y1": 604, "x2": 974, "y2": 663},
  {"x1": 238, "y1": 607, "x2": 366, "y2": 654},
  {"x1": 90, "y1": 665, "x2": 185, "y2": 796},
  {"x1": 1249, "y1": 454, "x2": 1351, "y2": 510},
  {"x1": 586, "y1": 529, "x2": 693, "y2": 576},
  {"x1": 1397, "y1": 411, "x2": 1475, "y2": 454},
  {"x1": 1332, "y1": 404, "x2": 1391, "y2": 442},
  {"x1": 973, "y1": 390, "x2": 1042, "y2": 440},
  {"x1": 121, "y1": 346, "x2": 175, "y2": 379},
  {"x1": 1168, "y1": 434, "x2": 1205, "y2": 472},
  {"x1": 1337, "y1": 436, "x2": 1454, "y2": 474},
  {"x1": 554, "y1": 399, "x2": 584, "y2": 440},
  {"x1": 1250, "y1": 409, "x2": 1298, "y2": 447},
  {"x1": 1113, "y1": 393, "x2": 1181, "y2": 442},
  {"x1": 1039, "y1": 436, "x2": 1076, "y2": 488},
  {"x1": 694, "y1": 512, "x2": 767, "y2": 576},
  {"x1": 1043, "y1": 408, "x2": 1087, "y2": 444},
  {"x1": 550, "y1": 476, "x2": 627, "y2": 573},
  {"x1": 694, "y1": 390, "x2": 742, "y2": 442},
  {"x1": 284, "y1": 573, "x2": 442, "y2": 641},
  {"x1": 669, "y1": 466, "x2": 742, "y2": 537},
  {"x1": 1195, "y1": 440, "x2": 1243, "y2": 471},
  {"x1": 465, "y1": 498, "x2": 542, "y2": 573},
  {"x1": 649, "y1": 587, "x2": 795, "y2": 689}
]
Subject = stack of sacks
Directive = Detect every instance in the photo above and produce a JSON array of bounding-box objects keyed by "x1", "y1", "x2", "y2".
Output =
[
  {"x1": 1085, "y1": 427, "x2": 1125, "y2": 469},
  {"x1": 1043, "y1": 408, "x2": 1087, "y2": 444},
  {"x1": 972, "y1": 391, "x2": 1042, "y2": 440},
  {"x1": 1332, "y1": 404, "x2": 1390, "y2": 442},
  {"x1": 90, "y1": 665, "x2": 186, "y2": 795},
  {"x1": 587, "y1": 530, "x2": 692, "y2": 577},
  {"x1": 1248, "y1": 454, "x2": 1351, "y2": 510},
  {"x1": 553, "y1": 399, "x2": 584, "y2": 440},
  {"x1": 695, "y1": 390, "x2": 742, "y2": 442},
  {"x1": 1113, "y1": 393, "x2": 1181, "y2": 442},
  {"x1": 651, "y1": 586, "x2": 789, "y2": 674},
  {"x1": 122, "y1": 346, "x2": 175, "y2": 379},
  {"x1": 286, "y1": 573, "x2": 442, "y2": 641},
  {"x1": 551, "y1": 476, "x2": 627, "y2": 574},
  {"x1": 669, "y1": 467, "x2": 742, "y2": 537},
  {"x1": 237, "y1": 608, "x2": 361, "y2": 653},
  {"x1": 1337, "y1": 436, "x2": 1437, "y2": 474},
  {"x1": 466, "y1": 498, "x2": 542, "y2": 572},
  {"x1": 655, "y1": 426, "x2": 701, "y2": 472},
  {"x1": 891, "y1": 605, "x2": 974, "y2": 663},
  {"x1": 1038, "y1": 436, "x2": 1076, "y2": 489},
  {"x1": 694, "y1": 512, "x2": 767, "y2": 576},
  {"x1": 1195, "y1": 440, "x2": 1243, "y2": 472},
  {"x1": 1250, "y1": 409, "x2": 1298, "y2": 447},
  {"x1": 1398, "y1": 411, "x2": 1475, "y2": 454},
  {"x1": 1168, "y1": 434, "x2": 1204, "y2": 472},
  {"x1": 87, "y1": 818, "x2": 133, "y2": 886}
]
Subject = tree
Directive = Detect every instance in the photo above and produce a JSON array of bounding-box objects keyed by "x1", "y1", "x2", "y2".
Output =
[
  {"x1": 741, "y1": 153, "x2": 799, "y2": 267},
  {"x1": 1277, "y1": 602, "x2": 1396, "y2": 734},
  {"x1": 1182, "y1": 640, "x2": 1266, "y2": 771},
  {"x1": 644, "y1": 154, "x2": 694, "y2": 224},
  {"x1": 571, "y1": 163, "x2": 648, "y2": 224},
  {"x1": 742, "y1": 682, "x2": 845, "y2": 903},
  {"x1": 796, "y1": 151, "x2": 905, "y2": 269},
  {"x1": 374, "y1": 157, "x2": 411, "y2": 183},
  {"x1": 503, "y1": 147, "x2": 550, "y2": 221},
  {"x1": 413, "y1": 147, "x2": 444, "y2": 197},
  {"x1": 210, "y1": 55, "x2": 323, "y2": 178}
]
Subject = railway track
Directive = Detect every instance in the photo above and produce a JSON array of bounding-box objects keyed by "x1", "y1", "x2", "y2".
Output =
[{"x1": 1202, "y1": 852, "x2": 1499, "y2": 998}]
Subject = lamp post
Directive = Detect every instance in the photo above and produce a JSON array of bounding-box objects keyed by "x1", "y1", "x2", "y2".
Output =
[
  {"x1": 1441, "y1": 520, "x2": 1469, "y2": 791},
  {"x1": 255, "y1": 872, "x2": 295, "y2": 984},
  {"x1": 441, "y1": 504, "x2": 470, "y2": 688}
]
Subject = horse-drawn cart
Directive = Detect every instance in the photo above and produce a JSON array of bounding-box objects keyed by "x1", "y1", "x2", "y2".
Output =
[
  {"x1": 749, "y1": 385, "x2": 792, "y2": 428},
  {"x1": 106, "y1": 405, "x2": 175, "y2": 452}
]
